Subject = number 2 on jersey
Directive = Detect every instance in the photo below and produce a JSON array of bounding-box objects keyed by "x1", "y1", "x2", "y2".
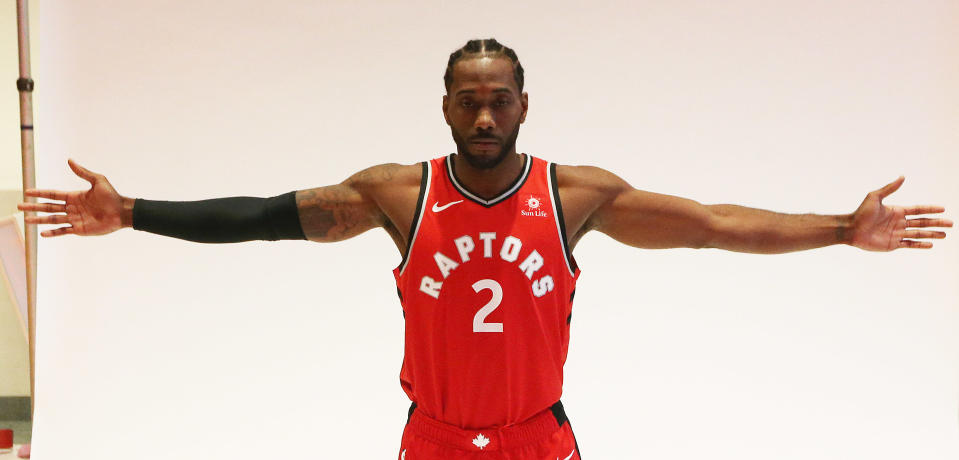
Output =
[{"x1": 472, "y1": 279, "x2": 503, "y2": 333}]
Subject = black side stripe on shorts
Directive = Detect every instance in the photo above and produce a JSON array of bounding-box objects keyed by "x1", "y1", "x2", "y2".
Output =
[
  {"x1": 406, "y1": 401, "x2": 417, "y2": 425},
  {"x1": 550, "y1": 400, "x2": 569, "y2": 426},
  {"x1": 550, "y1": 400, "x2": 581, "y2": 458}
]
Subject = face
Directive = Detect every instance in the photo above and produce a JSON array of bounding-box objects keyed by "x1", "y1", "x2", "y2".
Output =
[{"x1": 443, "y1": 56, "x2": 528, "y2": 170}]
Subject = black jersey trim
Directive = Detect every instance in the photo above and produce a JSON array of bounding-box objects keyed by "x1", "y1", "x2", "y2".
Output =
[
  {"x1": 397, "y1": 161, "x2": 430, "y2": 275},
  {"x1": 549, "y1": 162, "x2": 578, "y2": 276},
  {"x1": 445, "y1": 153, "x2": 531, "y2": 207}
]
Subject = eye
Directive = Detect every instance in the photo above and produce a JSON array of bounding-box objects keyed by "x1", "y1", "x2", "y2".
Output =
[
  {"x1": 495, "y1": 99, "x2": 510, "y2": 107},
  {"x1": 460, "y1": 100, "x2": 474, "y2": 108}
]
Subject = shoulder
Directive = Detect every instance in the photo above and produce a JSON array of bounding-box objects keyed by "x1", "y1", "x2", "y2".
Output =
[
  {"x1": 343, "y1": 162, "x2": 423, "y2": 191},
  {"x1": 553, "y1": 163, "x2": 632, "y2": 197},
  {"x1": 546, "y1": 163, "x2": 636, "y2": 239}
]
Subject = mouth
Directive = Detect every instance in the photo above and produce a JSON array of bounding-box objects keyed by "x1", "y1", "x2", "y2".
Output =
[
  {"x1": 470, "y1": 142, "x2": 499, "y2": 150},
  {"x1": 470, "y1": 140, "x2": 499, "y2": 150}
]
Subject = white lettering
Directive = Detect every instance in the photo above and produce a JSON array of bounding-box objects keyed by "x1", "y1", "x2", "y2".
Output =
[
  {"x1": 427, "y1": 233, "x2": 553, "y2": 291},
  {"x1": 433, "y1": 251, "x2": 459, "y2": 278},
  {"x1": 454, "y1": 235, "x2": 475, "y2": 263},
  {"x1": 500, "y1": 236, "x2": 522, "y2": 262},
  {"x1": 478, "y1": 232, "x2": 496, "y2": 258},
  {"x1": 532, "y1": 275, "x2": 554, "y2": 297},
  {"x1": 520, "y1": 209, "x2": 549, "y2": 217},
  {"x1": 420, "y1": 276, "x2": 442, "y2": 299},
  {"x1": 518, "y1": 249, "x2": 544, "y2": 279}
]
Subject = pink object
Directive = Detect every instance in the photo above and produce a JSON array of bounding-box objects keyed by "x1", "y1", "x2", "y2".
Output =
[
  {"x1": 17, "y1": 443, "x2": 30, "y2": 458},
  {"x1": 0, "y1": 429, "x2": 13, "y2": 449}
]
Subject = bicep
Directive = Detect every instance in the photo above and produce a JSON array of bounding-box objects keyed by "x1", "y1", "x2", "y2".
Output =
[
  {"x1": 295, "y1": 169, "x2": 388, "y2": 243},
  {"x1": 592, "y1": 185, "x2": 718, "y2": 250}
]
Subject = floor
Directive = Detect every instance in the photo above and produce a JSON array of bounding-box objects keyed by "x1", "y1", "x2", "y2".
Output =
[{"x1": 0, "y1": 445, "x2": 26, "y2": 460}]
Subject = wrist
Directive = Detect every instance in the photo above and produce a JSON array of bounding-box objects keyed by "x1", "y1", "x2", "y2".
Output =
[
  {"x1": 837, "y1": 213, "x2": 855, "y2": 245},
  {"x1": 121, "y1": 196, "x2": 135, "y2": 228}
]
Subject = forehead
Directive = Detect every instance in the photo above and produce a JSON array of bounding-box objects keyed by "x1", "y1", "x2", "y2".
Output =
[{"x1": 449, "y1": 56, "x2": 518, "y2": 96}]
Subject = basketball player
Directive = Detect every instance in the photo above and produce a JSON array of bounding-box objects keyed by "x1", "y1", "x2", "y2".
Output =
[{"x1": 17, "y1": 39, "x2": 951, "y2": 459}]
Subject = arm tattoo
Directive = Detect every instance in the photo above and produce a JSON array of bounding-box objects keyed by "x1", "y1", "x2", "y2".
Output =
[
  {"x1": 295, "y1": 164, "x2": 401, "y2": 241},
  {"x1": 296, "y1": 186, "x2": 368, "y2": 241}
]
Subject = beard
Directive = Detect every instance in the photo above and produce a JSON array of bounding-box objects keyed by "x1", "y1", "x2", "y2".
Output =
[{"x1": 451, "y1": 122, "x2": 521, "y2": 170}]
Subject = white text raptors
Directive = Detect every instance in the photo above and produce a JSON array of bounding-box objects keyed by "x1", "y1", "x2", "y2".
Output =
[{"x1": 419, "y1": 232, "x2": 555, "y2": 299}]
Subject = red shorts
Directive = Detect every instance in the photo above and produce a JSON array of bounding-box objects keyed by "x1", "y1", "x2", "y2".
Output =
[{"x1": 397, "y1": 401, "x2": 582, "y2": 460}]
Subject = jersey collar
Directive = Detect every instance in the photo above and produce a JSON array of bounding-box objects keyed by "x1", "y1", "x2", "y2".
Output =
[{"x1": 445, "y1": 153, "x2": 531, "y2": 207}]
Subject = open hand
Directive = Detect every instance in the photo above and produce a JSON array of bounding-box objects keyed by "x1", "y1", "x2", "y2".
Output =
[
  {"x1": 16, "y1": 159, "x2": 130, "y2": 237},
  {"x1": 848, "y1": 176, "x2": 951, "y2": 251}
]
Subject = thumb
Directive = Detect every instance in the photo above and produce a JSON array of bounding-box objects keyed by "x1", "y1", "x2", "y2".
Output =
[
  {"x1": 68, "y1": 158, "x2": 99, "y2": 184},
  {"x1": 875, "y1": 175, "x2": 904, "y2": 200}
]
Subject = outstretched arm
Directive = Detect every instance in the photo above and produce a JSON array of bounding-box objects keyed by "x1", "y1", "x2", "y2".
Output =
[
  {"x1": 572, "y1": 167, "x2": 951, "y2": 254},
  {"x1": 18, "y1": 159, "x2": 133, "y2": 237},
  {"x1": 17, "y1": 159, "x2": 402, "y2": 244}
]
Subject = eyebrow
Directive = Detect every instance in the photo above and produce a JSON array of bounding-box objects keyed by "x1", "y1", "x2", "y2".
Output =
[{"x1": 455, "y1": 88, "x2": 514, "y2": 97}]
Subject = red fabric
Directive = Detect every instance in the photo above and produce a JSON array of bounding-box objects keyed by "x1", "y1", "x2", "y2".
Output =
[
  {"x1": 398, "y1": 404, "x2": 581, "y2": 460},
  {"x1": 393, "y1": 154, "x2": 580, "y2": 429}
]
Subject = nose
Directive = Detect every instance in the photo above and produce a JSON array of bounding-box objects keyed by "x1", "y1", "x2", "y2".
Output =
[{"x1": 474, "y1": 107, "x2": 495, "y2": 131}]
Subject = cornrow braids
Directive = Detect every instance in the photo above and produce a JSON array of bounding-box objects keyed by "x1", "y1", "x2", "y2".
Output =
[{"x1": 444, "y1": 38, "x2": 525, "y2": 94}]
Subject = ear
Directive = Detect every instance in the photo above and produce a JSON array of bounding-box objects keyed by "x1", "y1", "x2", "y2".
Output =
[
  {"x1": 519, "y1": 92, "x2": 528, "y2": 124},
  {"x1": 442, "y1": 94, "x2": 451, "y2": 125}
]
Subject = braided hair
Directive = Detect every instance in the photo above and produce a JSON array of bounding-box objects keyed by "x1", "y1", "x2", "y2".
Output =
[{"x1": 444, "y1": 38, "x2": 525, "y2": 94}]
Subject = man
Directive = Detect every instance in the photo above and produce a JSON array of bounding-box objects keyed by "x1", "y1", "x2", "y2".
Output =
[{"x1": 17, "y1": 38, "x2": 951, "y2": 459}]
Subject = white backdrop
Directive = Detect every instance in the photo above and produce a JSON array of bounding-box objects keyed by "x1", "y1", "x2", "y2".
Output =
[{"x1": 31, "y1": 1, "x2": 958, "y2": 459}]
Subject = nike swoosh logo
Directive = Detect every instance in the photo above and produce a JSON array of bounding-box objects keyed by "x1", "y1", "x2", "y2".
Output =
[
  {"x1": 558, "y1": 448, "x2": 576, "y2": 460},
  {"x1": 432, "y1": 200, "x2": 463, "y2": 212}
]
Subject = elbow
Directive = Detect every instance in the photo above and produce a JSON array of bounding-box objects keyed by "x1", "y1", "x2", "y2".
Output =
[{"x1": 697, "y1": 208, "x2": 727, "y2": 250}]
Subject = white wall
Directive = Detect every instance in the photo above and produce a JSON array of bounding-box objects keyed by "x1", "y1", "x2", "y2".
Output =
[{"x1": 31, "y1": 1, "x2": 959, "y2": 459}]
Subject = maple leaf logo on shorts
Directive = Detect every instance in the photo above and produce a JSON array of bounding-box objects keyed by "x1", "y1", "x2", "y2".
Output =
[{"x1": 472, "y1": 433, "x2": 490, "y2": 449}]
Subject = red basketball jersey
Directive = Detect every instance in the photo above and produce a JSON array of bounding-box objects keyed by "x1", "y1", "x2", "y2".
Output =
[{"x1": 392, "y1": 153, "x2": 580, "y2": 429}]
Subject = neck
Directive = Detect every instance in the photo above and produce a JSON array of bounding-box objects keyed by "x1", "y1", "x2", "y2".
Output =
[{"x1": 451, "y1": 151, "x2": 525, "y2": 200}]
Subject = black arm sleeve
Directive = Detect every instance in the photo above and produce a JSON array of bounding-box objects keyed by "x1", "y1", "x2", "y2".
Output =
[{"x1": 132, "y1": 191, "x2": 307, "y2": 243}]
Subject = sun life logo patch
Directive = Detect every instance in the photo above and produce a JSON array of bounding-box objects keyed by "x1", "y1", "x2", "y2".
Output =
[{"x1": 521, "y1": 194, "x2": 549, "y2": 218}]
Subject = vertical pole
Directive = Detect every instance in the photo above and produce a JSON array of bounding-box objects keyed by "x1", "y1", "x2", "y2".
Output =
[{"x1": 15, "y1": 0, "x2": 38, "y2": 423}]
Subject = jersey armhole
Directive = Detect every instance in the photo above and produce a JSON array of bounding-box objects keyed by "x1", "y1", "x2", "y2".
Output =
[
  {"x1": 548, "y1": 162, "x2": 579, "y2": 276},
  {"x1": 396, "y1": 161, "x2": 430, "y2": 274}
]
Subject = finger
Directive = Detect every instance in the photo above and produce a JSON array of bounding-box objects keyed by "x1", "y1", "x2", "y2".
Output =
[
  {"x1": 68, "y1": 158, "x2": 100, "y2": 184},
  {"x1": 17, "y1": 202, "x2": 67, "y2": 213},
  {"x1": 904, "y1": 205, "x2": 946, "y2": 215},
  {"x1": 25, "y1": 214, "x2": 71, "y2": 225},
  {"x1": 40, "y1": 226, "x2": 75, "y2": 237},
  {"x1": 901, "y1": 230, "x2": 947, "y2": 239},
  {"x1": 905, "y1": 217, "x2": 953, "y2": 228},
  {"x1": 23, "y1": 189, "x2": 69, "y2": 201},
  {"x1": 898, "y1": 239, "x2": 931, "y2": 249},
  {"x1": 875, "y1": 175, "x2": 905, "y2": 200}
]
